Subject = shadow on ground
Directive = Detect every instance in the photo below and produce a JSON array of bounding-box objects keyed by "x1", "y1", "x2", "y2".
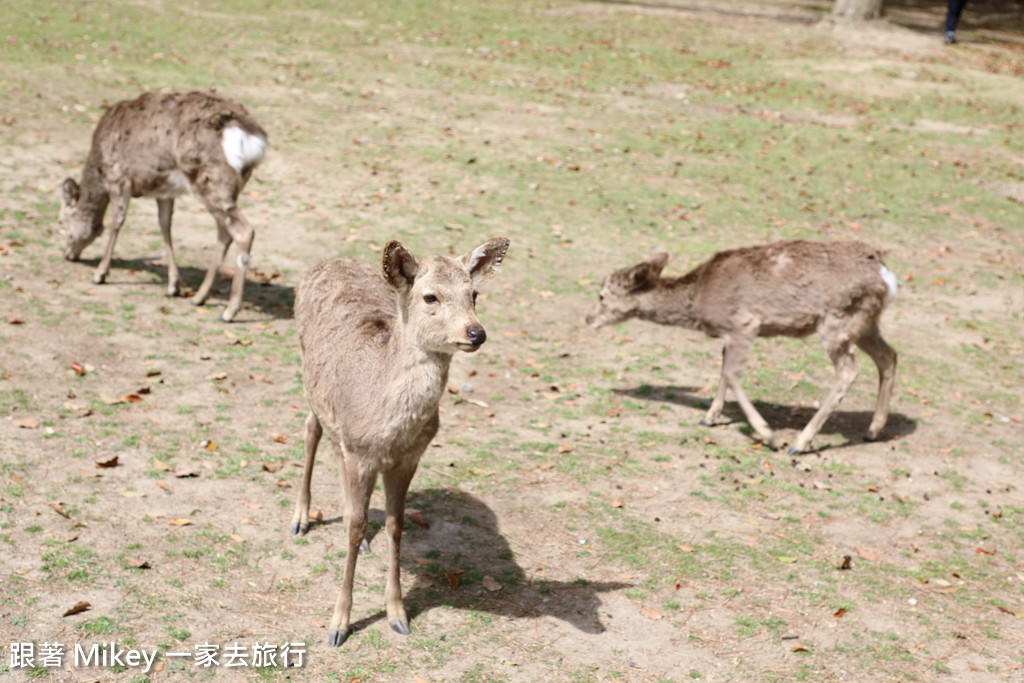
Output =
[
  {"x1": 70, "y1": 255, "x2": 295, "y2": 321},
  {"x1": 615, "y1": 383, "x2": 917, "y2": 450},
  {"x1": 315, "y1": 488, "x2": 629, "y2": 638}
]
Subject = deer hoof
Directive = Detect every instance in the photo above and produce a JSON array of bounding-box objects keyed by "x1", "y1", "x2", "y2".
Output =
[
  {"x1": 290, "y1": 521, "x2": 309, "y2": 536},
  {"x1": 218, "y1": 310, "x2": 236, "y2": 323},
  {"x1": 786, "y1": 445, "x2": 803, "y2": 455},
  {"x1": 91, "y1": 272, "x2": 107, "y2": 285},
  {"x1": 328, "y1": 628, "x2": 349, "y2": 647},
  {"x1": 390, "y1": 619, "x2": 411, "y2": 636},
  {"x1": 358, "y1": 538, "x2": 371, "y2": 554},
  {"x1": 863, "y1": 433, "x2": 879, "y2": 443}
]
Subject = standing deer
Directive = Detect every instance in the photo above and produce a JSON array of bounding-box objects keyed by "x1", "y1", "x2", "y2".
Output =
[
  {"x1": 290, "y1": 237, "x2": 510, "y2": 646},
  {"x1": 586, "y1": 239, "x2": 898, "y2": 454},
  {"x1": 59, "y1": 91, "x2": 268, "y2": 322}
]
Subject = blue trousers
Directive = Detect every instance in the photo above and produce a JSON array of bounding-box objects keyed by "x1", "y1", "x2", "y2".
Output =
[{"x1": 946, "y1": 0, "x2": 968, "y2": 33}]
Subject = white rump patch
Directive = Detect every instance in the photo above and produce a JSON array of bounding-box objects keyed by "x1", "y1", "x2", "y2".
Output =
[
  {"x1": 879, "y1": 265, "x2": 898, "y2": 304},
  {"x1": 221, "y1": 126, "x2": 267, "y2": 174}
]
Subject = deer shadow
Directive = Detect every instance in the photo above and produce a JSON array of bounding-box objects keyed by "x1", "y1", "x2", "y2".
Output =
[
  {"x1": 75, "y1": 255, "x2": 295, "y2": 321},
  {"x1": 314, "y1": 488, "x2": 628, "y2": 637},
  {"x1": 615, "y1": 383, "x2": 917, "y2": 451}
]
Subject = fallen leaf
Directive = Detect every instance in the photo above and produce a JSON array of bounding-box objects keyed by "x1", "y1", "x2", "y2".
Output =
[
  {"x1": 242, "y1": 501, "x2": 263, "y2": 509},
  {"x1": 49, "y1": 502, "x2": 71, "y2": 518},
  {"x1": 273, "y1": 434, "x2": 287, "y2": 444},
  {"x1": 834, "y1": 607, "x2": 847, "y2": 618},
  {"x1": 230, "y1": 534, "x2": 246, "y2": 543},
  {"x1": 776, "y1": 556, "x2": 798, "y2": 564},
  {"x1": 70, "y1": 362, "x2": 85, "y2": 376},
  {"x1": 13, "y1": 417, "x2": 40, "y2": 429},
  {"x1": 409, "y1": 511, "x2": 430, "y2": 529},
  {"x1": 8, "y1": 318, "x2": 24, "y2": 325},
  {"x1": 446, "y1": 572, "x2": 460, "y2": 590},
  {"x1": 557, "y1": 444, "x2": 573, "y2": 453},
  {"x1": 99, "y1": 393, "x2": 125, "y2": 406},
  {"x1": 791, "y1": 644, "x2": 811, "y2": 652},
  {"x1": 174, "y1": 469, "x2": 199, "y2": 478},
  {"x1": 482, "y1": 576, "x2": 502, "y2": 592},
  {"x1": 203, "y1": 440, "x2": 218, "y2": 452},
  {"x1": 206, "y1": 372, "x2": 227, "y2": 381},
  {"x1": 124, "y1": 557, "x2": 151, "y2": 569},
  {"x1": 311, "y1": 617, "x2": 326, "y2": 628},
  {"x1": 611, "y1": 499, "x2": 623, "y2": 509},
  {"x1": 156, "y1": 481, "x2": 170, "y2": 492},
  {"x1": 311, "y1": 510, "x2": 323, "y2": 522},
  {"x1": 262, "y1": 462, "x2": 284, "y2": 473},
  {"x1": 638, "y1": 606, "x2": 663, "y2": 620},
  {"x1": 413, "y1": 676, "x2": 433, "y2": 683},
  {"x1": 152, "y1": 458, "x2": 174, "y2": 472},
  {"x1": 62, "y1": 601, "x2": 91, "y2": 617},
  {"x1": 837, "y1": 555, "x2": 853, "y2": 571},
  {"x1": 95, "y1": 456, "x2": 119, "y2": 469},
  {"x1": 975, "y1": 547, "x2": 997, "y2": 555},
  {"x1": 677, "y1": 545, "x2": 697, "y2": 553},
  {"x1": 168, "y1": 518, "x2": 192, "y2": 526},
  {"x1": 857, "y1": 547, "x2": 879, "y2": 561}
]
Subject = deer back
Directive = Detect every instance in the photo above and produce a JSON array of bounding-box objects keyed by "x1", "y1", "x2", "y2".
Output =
[{"x1": 686, "y1": 240, "x2": 893, "y2": 338}]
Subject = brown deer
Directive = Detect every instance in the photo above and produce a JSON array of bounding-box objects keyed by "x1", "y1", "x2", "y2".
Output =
[
  {"x1": 290, "y1": 237, "x2": 510, "y2": 646},
  {"x1": 586, "y1": 239, "x2": 898, "y2": 454},
  {"x1": 59, "y1": 91, "x2": 268, "y2": 322}
]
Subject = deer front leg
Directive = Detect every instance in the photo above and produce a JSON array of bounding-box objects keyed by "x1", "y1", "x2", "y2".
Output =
[
  {"x1": 719, "y1": 336, "x2": 776, "y2": 448},
  {"x1": 700, "y1": 348, "x2": 730, "y2": 427},
  {"x1": 92, "y1": 188, "x2": 131, "y2": 285},
  {"x1": 290, "y1": 412, "x2": 323, "y2": 536},
  {"x1": 328, "y1": 461, "x2": 377, "y2": 647},
  {"x1": 156, "y1": 198, "x2": 181, "y2": 297},
  {"x1": 382, "y1": 462, "x2": 419, "y2": 636}
]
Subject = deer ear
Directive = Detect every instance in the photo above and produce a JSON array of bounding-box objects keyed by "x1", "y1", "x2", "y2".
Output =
[
  {"x1": 647, "y1": 252, "x2": 669, "y2": 275},
  {"x1": 61, "y1": 178, "x2": 80, "y2": 208},
  {"x1": 382, "y1": 241, "x2": 419, "y2": 290},
  {"x1": 625, "y1": 261, "x2": 657, "y2": 290},
  {"x1": 460, "y1": 237, "x2": 510, "y2": 285}
]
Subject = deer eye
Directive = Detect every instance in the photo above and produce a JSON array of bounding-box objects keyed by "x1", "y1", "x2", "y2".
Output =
[
  {"x1": 599, "y1": 294, "x2": 605, "y2": 302},
  {"x1": 423, "y1": 294, "x2": 438, "y2": 304}
]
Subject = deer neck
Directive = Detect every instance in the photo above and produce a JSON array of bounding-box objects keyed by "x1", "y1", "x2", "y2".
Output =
[
  {"x1": 78, "y1": 152, "x2": 111, "y2": 223},
  {"x1": 385, "y1": 324, "x2": 452, "y2": 407},
  {"x1": 636, "y1": 276, "x2": 702, "y2": 330}
]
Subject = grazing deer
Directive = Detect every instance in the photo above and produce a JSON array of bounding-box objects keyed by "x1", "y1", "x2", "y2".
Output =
[
  {"x1": 587, "y1": 239, "x2": 898, "y2": 454},
  {"x1": 290, "y1": 237, "x2": 510, "y2": 646},
  {"x1": 59, "y1": 91, "x2": 268, "y2": 322}
]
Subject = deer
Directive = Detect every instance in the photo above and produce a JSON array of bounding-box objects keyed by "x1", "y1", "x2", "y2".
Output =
[
  {"x1": 586, "y1": 239, "x2": 898, "y2": 454},
  {"x1": 59, "y1": 90, "x2": 268, "y2": 322},
  {"x1": 290, "y1": 237, "x2": 510, "y2": 646}
]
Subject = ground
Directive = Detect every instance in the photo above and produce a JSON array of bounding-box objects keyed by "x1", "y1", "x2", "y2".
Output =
[{"x1": 1, "y1": 0, "x2": 1023, "y2": 681}]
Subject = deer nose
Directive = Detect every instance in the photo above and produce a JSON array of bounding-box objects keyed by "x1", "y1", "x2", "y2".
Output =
[{"x1": 467, "y1": 326, "x2": 487, "y2": 347}]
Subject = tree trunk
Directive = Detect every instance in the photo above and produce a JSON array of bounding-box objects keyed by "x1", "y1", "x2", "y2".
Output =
[{"x1": 831, "y1": 0, "x2": 884, "y2": 20}]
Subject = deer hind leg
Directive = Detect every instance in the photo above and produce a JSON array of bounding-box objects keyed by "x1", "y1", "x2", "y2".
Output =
[
  {"x1": 712, "y1": 333, "x2": 776, "y2": 448},
  {"x1": 92, "y1": 187, "x2": 131, "y2": 285},
  {"x1": 328, "y1": 454, "x2": 377, "y2": 647},
  {"x1": 156, "y1": 198, "x2": 181, "y2": 297},
  {"x1": 193, "y1": 219, "x2": 231, "y2": 308},
  {"x1": 788, "y1": 329, "x2": 860, "y2": 455},
  {"x1": 382, "y1": 461, "x2": 420, "y2": 636},
  {"x1": 290, "y1": 411, "x2": 323, "y2": 536},
  {"x1": 219, "y1": 208, "x2": 255, "y2": 322},
  {"x1": 855, "y1": 323, "x2": 897, "y2": 442}
]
